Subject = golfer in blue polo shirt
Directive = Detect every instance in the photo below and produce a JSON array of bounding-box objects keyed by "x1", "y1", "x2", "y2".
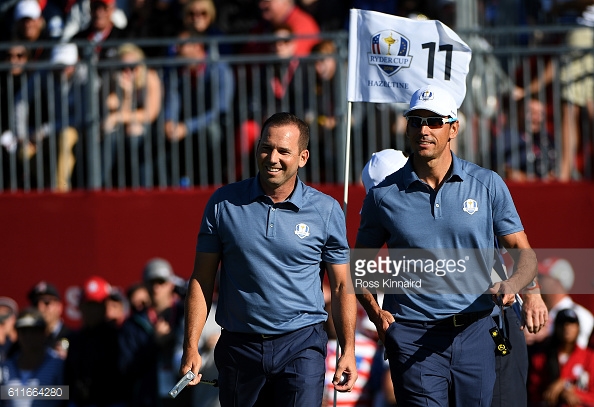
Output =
[
  {"x1": 180, "y1": 112, "x2": 357, "y2": 406},
  {"x1": 355, "y1": 85, "x2": 538, "y2": 406}
]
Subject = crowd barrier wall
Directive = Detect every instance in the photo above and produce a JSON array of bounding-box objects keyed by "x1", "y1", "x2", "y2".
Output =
[{"x1": 1, "y1": 182, "x2": 593, "y2": 326}]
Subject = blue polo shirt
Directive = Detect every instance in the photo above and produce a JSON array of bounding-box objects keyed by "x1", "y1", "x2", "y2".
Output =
[
  {"x1": 357, "y1": 153, "x2": 524, "y2": 321},
  {"x1": 197, "y1": 175, "x2": 349, "y2": 334}
]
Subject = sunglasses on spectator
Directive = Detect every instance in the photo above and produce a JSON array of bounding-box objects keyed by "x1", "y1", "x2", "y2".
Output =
[
  {"x1": 91, "y1": 2, "x2": 110, "y2": 10},
  {"x1": 188, "y1": 10, "x2": 208, "y2": 18},
  {"x1": 122, "y1": 63, "x2": 140, "y2": 71},
  {"x1": 8, "y1": 52, "x2": 26, "y2": 59},
  {"x1": 148, "y1": 278, "x2": 168, "y2": 286},
  {"x1": 36, "y1": 298, "x2": 57, "y2": 306},
  {"x1": 406, "y1": 116, "x2": 457, "y2": 128}
]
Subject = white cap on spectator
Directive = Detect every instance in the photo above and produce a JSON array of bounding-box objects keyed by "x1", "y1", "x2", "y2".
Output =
[
  {"x1": 538, "y1": 257, "x2": 575, "y2": 292},
  {"x1": 15, "y1": 308, "x2": 46, "y2": 329},
  {"x1": 143, "y1": 258, "x2": 175, "y2": 283},
  {"x1": 51, "y1": 44, "x2": 78, "y2": 66},
  {"x1": 0, "y1": 297, "x2": 18, "y2": 321},
  {"x1": 14, "y1": 0, "x2": 41, "y2": 21},
  {"x1": 362, "y1": 149, "x2": 408, "y2": 193}
]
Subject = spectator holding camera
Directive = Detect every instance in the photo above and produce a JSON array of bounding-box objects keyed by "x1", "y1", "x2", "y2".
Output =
[
  {"x1": 119, "y1": 258, "x2": 186, "y2": 407},
  {"x1": 1, "y1": 307, "x2": 65, "y2": 407}
]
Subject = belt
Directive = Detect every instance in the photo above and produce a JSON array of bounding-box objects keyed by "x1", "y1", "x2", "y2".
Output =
[
  {"x1": 223, "y1": 329, "x2": 286, "y2": 340},
  {"x1": 400, "y1": 309, "x2": 492, "y2": 328},
  {"x1": 224, "y1": 323, "x2": 321, "y2": 340},
  {"x1": 432, "y1": 309, "x2": 493, "y2": 327}
]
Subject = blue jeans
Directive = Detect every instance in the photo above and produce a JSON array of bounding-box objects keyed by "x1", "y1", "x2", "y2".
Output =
[
  {"x1": 102, "y1": 130, "x2": 149, "y2": 188},
  {"x1": 214, "y1": 323, "x2": 327, "y2": 407},
  {"x1": 384, "y1": 315, "x2": 497, "y2": 407}
]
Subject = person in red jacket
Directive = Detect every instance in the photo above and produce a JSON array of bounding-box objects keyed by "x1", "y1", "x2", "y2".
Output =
[
  {"x1": 528, "y1": 308, "x2": 594, "y2": 406},
  {"x1": 243, "y1": 0, "x2": 320, "y2": 57}
]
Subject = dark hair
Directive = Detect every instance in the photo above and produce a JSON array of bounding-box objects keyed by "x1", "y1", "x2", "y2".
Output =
[
  {"x1": 3, "y1": 45, "x2": 29, "y2": 60},
  {"x1": 544, "y1": 310, "x2": 581, "y2": 383},
  {"x1": 126, "y1": 282, "x2": 146, "y2": 301},
  {"x1": 555, "y1": 308, "x2": 579, "y2": 326},
  {"x1": 311, "y1": 39, "x2": 336, "y2": 55},
  {"x1": 260, "y1": 112, "x2": 309, "y2": 151},
  {"x1": 274, "y1": 23, "x2": 293, "y2": 36}
]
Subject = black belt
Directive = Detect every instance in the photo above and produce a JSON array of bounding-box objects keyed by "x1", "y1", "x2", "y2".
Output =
[
  {"x1": 433, "y1": 309, "x2": 492, "y2": 327},
  {"x1": 400, "y1": 309, "x2": 492, "y2": 328},
  {"x1": 223, "y1": 329, "x2": 286, "y2": 340},
  {"x1": 223, "y1": 323, "x2": 322, "y2": 340}
]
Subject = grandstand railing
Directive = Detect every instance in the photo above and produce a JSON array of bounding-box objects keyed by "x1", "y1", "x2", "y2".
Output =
[{"x1": 0, "y1": 27, "x2": 592, "y2": 193}]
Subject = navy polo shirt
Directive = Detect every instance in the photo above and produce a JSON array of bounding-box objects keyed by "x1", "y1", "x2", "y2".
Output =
[
  {"x1": 197, "y1": 175, "x2": 349, "y2": 334},
  {"x1": 358, "y1": 153, "x2": 524, "y2": 321}
]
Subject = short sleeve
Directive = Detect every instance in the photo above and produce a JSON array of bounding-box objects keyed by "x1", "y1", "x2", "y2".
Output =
[
  {"x1": 356, "y1": 189, "x2": 389, "y2": 248},
  {"x1": 196, "y1": 189, "x2": 223, "y2": 253},
  {"x1": 321, "y1": 198, "x2": 350, "y2": 264}
]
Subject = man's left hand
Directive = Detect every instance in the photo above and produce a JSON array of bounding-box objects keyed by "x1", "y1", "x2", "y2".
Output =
[{"x1": 522, "y1": 293, "x2": 548, "y2": 333}]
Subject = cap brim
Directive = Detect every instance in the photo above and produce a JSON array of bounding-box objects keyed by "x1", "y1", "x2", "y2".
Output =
[{"x1": 403, "y1": 107, "x2": 454, "y2": 117}]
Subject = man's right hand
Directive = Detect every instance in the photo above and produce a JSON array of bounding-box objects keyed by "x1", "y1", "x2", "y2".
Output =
[
  {"x1": 180, "y1": 349, "x2": 203, "y2": 385},
  {"x1": 373, "y1": 309, "x2": 396, "y2": 344}
]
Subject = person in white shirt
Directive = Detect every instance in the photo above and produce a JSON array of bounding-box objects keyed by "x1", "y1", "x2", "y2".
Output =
[{"x1": 527, "y1": 257, "x2": 594, "y2": 349}]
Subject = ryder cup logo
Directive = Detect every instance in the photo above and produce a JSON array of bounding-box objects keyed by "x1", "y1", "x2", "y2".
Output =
[
  {"x1": 419, "y1": 90, "x2": 434, "y2": 101},
  {"x1": 294, "y1": 223, "x2": 310, "y2": 239},
  {"x1": 368, "y1": 30, "x2": 413, "y2": 76},
  {"x1": 463, "y1": 199, "x2": 478, "y2": 215}
]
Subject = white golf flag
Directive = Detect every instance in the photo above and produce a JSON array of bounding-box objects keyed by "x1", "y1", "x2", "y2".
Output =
[{"x1": 347, "y1": 9, "x2": 472, "y2": 106}]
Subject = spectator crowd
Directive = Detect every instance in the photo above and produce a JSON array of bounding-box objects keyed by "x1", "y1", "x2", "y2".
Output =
[
  {"x1": 1, "y1": 1, "x2": 594, "y2": 406},
  {"x1": 0, "y1": 0, "x2": 593, "y2": 191},
  {"x1": 0, "y1": 254, "x2": 593, "y2": 406}
]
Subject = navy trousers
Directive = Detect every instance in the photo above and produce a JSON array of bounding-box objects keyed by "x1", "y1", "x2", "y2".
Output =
[
  {"x1": 385, "y1": 315, "x2": 497, "y2": 407},
  {"x1": 214, "y1": 323, "x2": 327, "y2": 407},
  {"x1": 491, "y1": 309, "x2": 528, "y2": 407}
]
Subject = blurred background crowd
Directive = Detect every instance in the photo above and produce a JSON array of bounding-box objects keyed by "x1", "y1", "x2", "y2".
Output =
[
  {"x1": 1, "y1": 0, "x2": 594, "y2": 405},
  {"x1": 0, "y1": 0, "x2": 593, "y2": 192},
  {"x1": 0, "y1": 255, "x2": 593, "y2": 406}
]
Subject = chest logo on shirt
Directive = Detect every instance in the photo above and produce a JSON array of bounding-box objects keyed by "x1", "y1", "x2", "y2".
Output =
[
  {"x1": 463, "y1": 199, "x2": 479, "y2": 215},
  {"x1": 294, "y1": 223, "x2": 310, "y2": 239}
]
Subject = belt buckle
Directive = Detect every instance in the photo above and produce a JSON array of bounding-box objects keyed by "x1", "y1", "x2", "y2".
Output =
[
  {"x1": 261, "y1": 334, "x2": 273, "y2": 339},
  {"x1": 452, "y1": 314, "x2": 464, "y2": 327}
]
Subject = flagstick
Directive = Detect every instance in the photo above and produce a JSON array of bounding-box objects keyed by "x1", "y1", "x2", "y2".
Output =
[
  {"x1": 342, "y1": 101, "x2": 353, "y2": 214},
  {"x1": 334, "y1": 101, "x2": 353, "y2": 407}
]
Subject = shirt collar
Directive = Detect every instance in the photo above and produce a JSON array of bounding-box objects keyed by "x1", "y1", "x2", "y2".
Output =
[
  {"x1": 401, "y1": 152, "x2": 464, "y2": 189},
  {"x1": 249, "y1": 174, "x2": 303, "y2": 209}
]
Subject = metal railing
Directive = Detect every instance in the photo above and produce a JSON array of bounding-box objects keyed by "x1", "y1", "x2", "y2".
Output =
[{"x1": 0, "y1": 27, "x2": 592, "y2": 193}]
